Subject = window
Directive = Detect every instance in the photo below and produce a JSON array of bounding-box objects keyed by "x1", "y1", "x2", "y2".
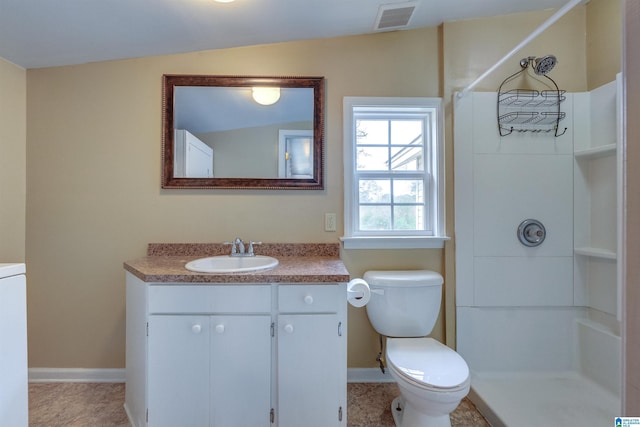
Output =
[{"x1": 342, "y1": 97, "x2": 447, "y2": 249}]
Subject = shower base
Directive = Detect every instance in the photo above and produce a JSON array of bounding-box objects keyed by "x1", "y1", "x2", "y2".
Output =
[{"x1": 468, "y1": 371, "x2": 619, "y2": 427}]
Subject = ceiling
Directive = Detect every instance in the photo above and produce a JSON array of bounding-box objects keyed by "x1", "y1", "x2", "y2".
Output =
[{"x1": 0, "y1": 0, "x2": 570, "y2": 69}]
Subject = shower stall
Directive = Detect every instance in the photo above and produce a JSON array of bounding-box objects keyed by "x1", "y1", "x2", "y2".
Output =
[{"x1": 453, "y1": 70, "x2": 622, "y2": 426}]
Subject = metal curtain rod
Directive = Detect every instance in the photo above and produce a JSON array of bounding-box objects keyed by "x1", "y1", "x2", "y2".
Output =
[{"x1": 456, "y1": 0, "x2": 585, "y2": 99}]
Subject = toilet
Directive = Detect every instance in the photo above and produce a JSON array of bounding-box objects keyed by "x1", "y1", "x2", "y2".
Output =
[{"x1": 364, "y1": 270, "x2": 470, "y2": 427}]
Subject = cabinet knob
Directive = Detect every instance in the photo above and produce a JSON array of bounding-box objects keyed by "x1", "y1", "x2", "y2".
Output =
[
  {"x1": 304, "y1": 295, "x2": 314, "y2": 305},
  {"x1": 284, "y1": 324, "x2": 294, "y2": 334},
  {"x1": 191, "y1": 324, "x2": 202, "y2": 334},
  {"x1": 215, "y1": 324, "x2": 225, "y2": 334}
]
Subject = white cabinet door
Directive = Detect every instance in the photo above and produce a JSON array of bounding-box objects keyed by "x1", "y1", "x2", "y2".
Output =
[
  {"x1": 174, "y1": 129, "x2": 213, "y2": 178},
  {"x1": 0, "y1": 273, "x2": 28, "y2": 427},
  {"x1": 277, "y1": 314, "x2": 344, "y2": 427},
  {"x1": 148, "y1": 314, "x2": 272, "y2": 427},
  {"x1": 210, "y1": 315, "x2": 272, "y2": 427},
  {"x1": 148, "y1": 315, "x2": 210, "y2": 427}
]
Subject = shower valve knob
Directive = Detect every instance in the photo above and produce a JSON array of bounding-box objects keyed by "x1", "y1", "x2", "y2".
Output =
[
  {"x1": 517, "y1": 219, "x2": 546, "y2": 247},
  {"x1": 527, "y1": 228, "x2": 543, "y2": 238}
]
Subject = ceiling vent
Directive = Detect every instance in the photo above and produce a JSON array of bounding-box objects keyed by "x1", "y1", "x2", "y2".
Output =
[{"x1": 374, "y1": 2, "x2": 418, "y2": 31}]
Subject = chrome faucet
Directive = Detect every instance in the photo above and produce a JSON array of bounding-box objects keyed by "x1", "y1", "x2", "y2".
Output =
[
  {"x1": 224, "y1": 237, "x2": 261, "y2": 257},
  {"x1": 234, "y1": 237, "x2": 245, "y2": 255}
]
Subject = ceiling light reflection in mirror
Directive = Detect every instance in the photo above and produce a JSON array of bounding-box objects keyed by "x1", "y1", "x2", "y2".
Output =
[
  {"x1": 252, "y1": 87, "x2": 281, "y2": 105},
  {"x1": 174, "y1": 86, "x2": 311, "y2": 135}
]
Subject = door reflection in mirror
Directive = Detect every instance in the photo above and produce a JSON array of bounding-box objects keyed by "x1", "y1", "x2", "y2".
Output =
[{"x1": 279, "y1": 130, "x2": 313, "y2": 178}]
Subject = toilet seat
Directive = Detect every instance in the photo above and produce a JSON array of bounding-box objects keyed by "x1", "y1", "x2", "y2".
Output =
[{"x1": 386, "y1": 337, "x2": 469, "y2": 391}]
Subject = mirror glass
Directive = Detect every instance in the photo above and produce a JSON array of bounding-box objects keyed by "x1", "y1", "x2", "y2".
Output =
[{"x1": 162, "y1": 75, "x2": 325, "y2": 189}]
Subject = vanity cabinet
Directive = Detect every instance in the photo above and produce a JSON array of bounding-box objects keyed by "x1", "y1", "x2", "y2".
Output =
[{"x1": 125, "y1": 274, "x2": 347, "y2": 427}]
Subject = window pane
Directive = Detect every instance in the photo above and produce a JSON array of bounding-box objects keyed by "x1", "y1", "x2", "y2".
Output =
[
  {"x1": 356, "y1": 120, "x2": 388, "y2": 145},
  {"x1": 359, "y1": 179, "x2": 390, "y2": 203},
  {"x1": 393, "y1": 180, "x2": 424, "y2": 203},
  {"x1": 393, "y1": 205, "x2": 425, "y2": 230},
  {"x1": 360, "y1": 205, "x2": 391, "y2": 230},
  {"x1": 390, "y1": 120, "x2": 423, "y2": 145},
  {"x1": 390, "y1": 146, "x2": 424, "y2": 171},
  {"x1": 357, "y1": 147, "x2": 390, "y2": 171}
]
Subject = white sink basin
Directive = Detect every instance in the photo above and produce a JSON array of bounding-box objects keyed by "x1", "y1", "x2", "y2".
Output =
[{"x1": 185, "y1": 255, "x2": 279, "y2": 273}]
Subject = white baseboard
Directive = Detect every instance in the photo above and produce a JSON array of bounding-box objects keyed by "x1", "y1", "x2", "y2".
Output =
[
  {"x1": 347, "y1": 367, "x2": 394, "y2": 383},
  {"x1": 29, "y1": 367, "x2": 389, "y2": 384},
  {"x1": 29, "y1": 368, "x2": 125, "y2": 383}
]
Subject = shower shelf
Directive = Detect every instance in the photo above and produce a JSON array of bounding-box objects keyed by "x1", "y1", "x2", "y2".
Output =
[
  {"x1": 497, "y1": 89, "x2": 567, "y2": 136},
  {"x1": 574, "y1": 143, "x2": 616, "y2": 160},
  {"x1": 574, "y1": 247, "x2": 617, "y2": 260},
  {"x1": 499, "y1": 89, "x2": 566, "y2": 107},
  {"x1": 498, "y1": 111, "x2": 566, "y2": 126}
]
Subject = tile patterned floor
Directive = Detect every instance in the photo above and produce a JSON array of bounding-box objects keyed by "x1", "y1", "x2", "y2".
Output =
[
  {"x1": 29, "y1": 383, "x2": 130, "y2": 427},
  {"x1": 347, "y1": 383, "x2": 490, "y2": 427},
  {"x1": 28, "y1": 382, "x2": 489, "y2": 426}
]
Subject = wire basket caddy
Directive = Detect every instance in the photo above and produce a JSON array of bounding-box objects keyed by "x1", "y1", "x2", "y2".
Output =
[{"x1": 497, "y1": 58, "x2": 567, "y2": 137}]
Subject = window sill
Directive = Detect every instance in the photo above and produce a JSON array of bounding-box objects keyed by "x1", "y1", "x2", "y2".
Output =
[{"x1": 340, "y1": 236, "x2": 450, "y2": 250}]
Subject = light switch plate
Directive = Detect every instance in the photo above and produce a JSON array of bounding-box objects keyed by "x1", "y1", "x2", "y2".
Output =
[{"x1": 324, "y1": 213, "x2": 337, "y2": 232}]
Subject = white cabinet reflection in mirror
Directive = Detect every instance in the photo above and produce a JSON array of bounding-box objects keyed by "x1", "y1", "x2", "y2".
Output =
[
  {"x1": 125, "y1": 274, "x2": 347, "y2": 427},
  {"x1": 174, "y1": 129, "x2": 213, "y2": 178}
]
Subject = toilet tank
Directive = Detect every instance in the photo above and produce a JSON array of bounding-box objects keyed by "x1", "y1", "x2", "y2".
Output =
[{"x1": 364, "y1": 270, "x2": 443, "y2": 337}]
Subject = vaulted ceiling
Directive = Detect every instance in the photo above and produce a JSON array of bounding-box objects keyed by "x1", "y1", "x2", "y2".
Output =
[{"x1": 0, "y1": 0, "x2": 569, "y2": 69}]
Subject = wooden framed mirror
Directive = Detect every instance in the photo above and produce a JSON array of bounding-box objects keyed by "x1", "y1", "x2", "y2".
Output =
[{"x1": 162, "y1": 75, "x2": 325, "y2": 189}]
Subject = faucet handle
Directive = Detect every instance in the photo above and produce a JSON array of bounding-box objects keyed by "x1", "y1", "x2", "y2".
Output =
[
  {"x1": 248, "y1": 241, "x2": 262, "y2": 256},
  {"x1": 223, "y1": 240, "x2": 237, "y2": 254}
]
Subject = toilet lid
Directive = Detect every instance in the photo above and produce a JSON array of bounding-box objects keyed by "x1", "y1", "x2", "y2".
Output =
[{"x1": 386, "y1": 338, "x2": 469, "y2": 389}]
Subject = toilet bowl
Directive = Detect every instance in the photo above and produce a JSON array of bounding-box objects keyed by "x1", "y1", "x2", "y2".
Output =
[
  {"x1": 363, "y1": 270, "x2": 470, "y2": 427},
  {"x1": 386, "y1": 337, "x2": 470, "y2": 427}
]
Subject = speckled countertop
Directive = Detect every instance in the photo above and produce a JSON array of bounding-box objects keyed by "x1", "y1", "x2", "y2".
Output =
[{"x1": 124, "y1": 243, "x2": 350, "y2": 284}]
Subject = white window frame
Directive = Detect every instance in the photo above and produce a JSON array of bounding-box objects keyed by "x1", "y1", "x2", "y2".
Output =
[{"x1": 341, "y1": 97, "x2": 448, "y2": 249}]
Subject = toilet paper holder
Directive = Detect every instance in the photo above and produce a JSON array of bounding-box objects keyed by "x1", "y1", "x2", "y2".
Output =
[{"x1": 346, "y1": 278, "x2": 372, "y2": 307}]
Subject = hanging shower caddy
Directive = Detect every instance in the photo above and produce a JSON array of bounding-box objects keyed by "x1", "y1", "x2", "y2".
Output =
[{"x1": 497, "y1": 55, "x2": 567, "y2": 137}]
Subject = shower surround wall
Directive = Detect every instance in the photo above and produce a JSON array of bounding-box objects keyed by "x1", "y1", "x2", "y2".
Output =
[{"x1": 454, "y1": 81, "x2": 621, "y2": 426}]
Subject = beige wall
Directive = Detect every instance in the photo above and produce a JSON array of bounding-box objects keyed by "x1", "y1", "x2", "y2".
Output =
[
  {"x1": 26, "y1": 29, "x2": 442, "y2": 368},
  {"x1": 587, "y1": 0, "x2": 622, "y2": 90},
  {"x1": 0, "y1": 58, "x2": 26, "y2": 262},
  {"x1": 443, "y1": 7, "x2": 588, "y2": 94}
]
